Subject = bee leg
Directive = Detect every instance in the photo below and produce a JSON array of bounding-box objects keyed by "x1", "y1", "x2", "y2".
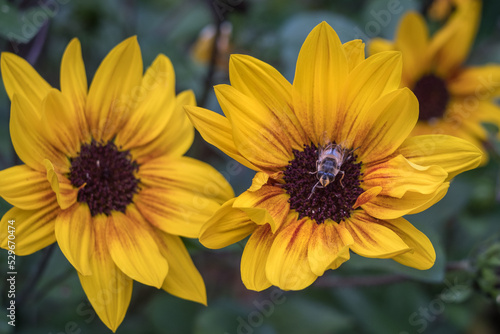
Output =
[
  {"x1": 338, "y1": 171, "x2": 345, "y2": 188},
  {"x1": 309, "y1": 171, "x2": 318, "y2": 175},
  {"x1": 307, "y1": 181, "x2": 323, "y2": 200}
]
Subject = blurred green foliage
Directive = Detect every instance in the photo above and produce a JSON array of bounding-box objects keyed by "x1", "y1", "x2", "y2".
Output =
[{"x1": 0, "y1": 0, "x2": 499, "y2": 333}]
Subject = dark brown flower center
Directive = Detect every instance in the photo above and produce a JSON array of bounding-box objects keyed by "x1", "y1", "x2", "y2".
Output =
[
  {"x1": 412, "y1": 74, "x2": 450, "y2": 121},
  {"x1": 68, "y1": 140, "x2": 140, "y2": 216},
  {"x1": 282, "y1": 144, "x2": 364, "y2": 224}
]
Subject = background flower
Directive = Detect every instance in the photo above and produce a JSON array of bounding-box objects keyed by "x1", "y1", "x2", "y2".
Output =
[
  {"x1": 369, "y1": 0, "x2": 500, "y2": 163},
  {"x1": 0, "y1": 37, "x2": 233, "y2": 331}
]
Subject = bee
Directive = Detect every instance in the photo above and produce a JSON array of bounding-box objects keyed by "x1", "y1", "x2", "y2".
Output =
[{"x1": 307, "y1": 143, "x2": 351, "y2": 200}]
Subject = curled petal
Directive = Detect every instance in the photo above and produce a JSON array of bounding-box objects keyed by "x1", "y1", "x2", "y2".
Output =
[
  {"x1": 233, "y1": 185, "x2": 290, "y2": 232},
  {"x1": 396, "y1": 135, "x2": 483, "y2": 180},
  {"x1": 200, "y1": 198, "x2": 256, "y2": 249},
  {"x1": 361, "y1": 183, "x2": 449, "y2": 220},
  {"x1": 363, "y1": 155, "x2": 448, "y2": 198},
  {"x1": 44, "y1": 159, "x2": 78, "y2": 210}
]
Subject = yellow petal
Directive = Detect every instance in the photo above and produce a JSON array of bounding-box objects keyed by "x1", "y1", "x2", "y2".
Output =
[
  {"x1": 233, "y1": 185, "x2": 290, "y2": 233},
  {"x1": 407, "y1": 182, "x2": 450, "y2": 215},
  {"x1": 200, "y1": 198, "x2": 256, "y2": 249},
  {"x1": 86, "y1": 36, "x2": 143, "y2": 142},
  {"x1": 308, "y1": 222, "x2": 353, "y2": 276},
  {"x1": 135, "y1": 186, "x2": 221, "y2": 238},
  {"x1": 396, "y1": 135, "x2": 483, "y2": 180},
  {"x1": 116, "y1": 54, "x2": 176, "y2": 149},
  {"x1": 348, "y1": 88, "x2": 418, "y2": 162},
  {"x1": 378, "y1": 217, "x2": 436, "y2": 269},
  {"x1": 55, "y1": 203, "x2": 94, "y2": 276},
  {"x1": 1, "y1": 52, "x2": 51, "y2": 111},
  {"x1": 44, "y1": 159, "x2": 78, "y2": 210},
  {"x1": 344, "y1": 212, "x2": 410, "y2": 258},
  {"x1": 368, "y1": 38, "x2": 394, "y2": 55},
  {"x1": 248, "y1": 172, "x2": 270, "y2": 192},
  {"x1": 342, "y1": 39, "x2": 365, "y2": 72},
  {"x1": 60, "y1": 38, "x2": 89, "y2": 142},
  {"x1": 361, "y1": 183, "x2": 449, "y2": 220},
  {"x1": 157, "y1": 231, "x2": 207, "y2": 305},
  {"x1": 183, "y1": 105, "x2": 259, "y2": 170},
  {"x1": 78, "y1": 216, "x2": 132, "y2": 332},
  {"x1": 241, "y1": 224, "x2": 274, "y2": 291},
  {"x1": 363, "y1": 154, "x2": 448, "y2": 198},
  {"x1": 394, "y1": 12, "x2": 430, "y2": 85},
  {"x1": 0, "y1": 201, "x2": 59, "y2": 255},
  {"x1": 339, "y1": 51, "x2": 402, "y2": 145},
  {"x1": 293, "y1": 21, "x2": 348, "y2": 144},
  {"x1": 229, "y1": 54, "x2": 307, "y2": 146},
  {"x1": 107, "y1": 206, "x2": 168, "y2": 288},
  {"x1": 10, "y1": 94, "x2": 68, "y2": 172},
  {"x1": 139, "y1": 155, "x2": 233, "y2": 204},
  {"x1": 0, "y1": 165, "x2": 55, "y2": 210},
  {"x1": 429, "y1": 0, "x2": 481, "y2": 76},
  {"x1": 131, "y1": 89, "x2": 194, "y2": 163},
  {"x1": 473, "y1": 101, "x2": 500, "y2": 139},
  {"x1": 41, "y1": 89, "x2": 83, "y2": 156},
  {"x1": 447, "y1": 65, "x2": 500, "y2": 98},
  {"x1": 353, "y1": 186, "x2": 382, "y2": 209},
  {"x1": 265, "y1": 216, "x2": 318, "y2": 290},
  {"x1": 215, "y1": 84, "x2": 293, "y2": 171}
]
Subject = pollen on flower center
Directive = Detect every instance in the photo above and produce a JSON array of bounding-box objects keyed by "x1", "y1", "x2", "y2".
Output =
[
  {"x1": 68, "y1": 140, "x2": 140, "y2": 216},
  {"x1": 282, "y1": 144, "x2": 364, "y2": 224},
  {"x1": 412, "y1": 74, "x2": 450, "y2": 121}
]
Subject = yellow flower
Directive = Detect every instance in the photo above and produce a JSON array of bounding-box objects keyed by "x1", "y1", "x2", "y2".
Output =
[
  {"x1": 191, "y1": 22, "x2": 233, "y2": 70},
  {"x1": 0, "y1": 37, "x2": 233, "y2": 331},
  {"x1": 185, "y1": 22, "x2": 483, "y2": 291},
  {"x1": 427, "y1": 0, "x2": 455, "y2": 21},
  {"x1": 370, "y1": 0, "x2": 500, "y2": 163}
]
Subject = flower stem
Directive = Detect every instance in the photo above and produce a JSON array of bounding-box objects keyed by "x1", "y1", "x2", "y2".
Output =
[{"x1": 199, "y1": 0, "x2": 224, "y2": 108}]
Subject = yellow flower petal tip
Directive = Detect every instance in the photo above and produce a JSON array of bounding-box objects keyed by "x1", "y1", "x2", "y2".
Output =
[
  {"x1": 369, "y1": 3, "x2": 497, "y2": 163},
  {"x1": 191, "y1": 21, "x2": 482, "y2": 291},
  {"x1": 0, "y1": 37, "x2": 233, "y2": 331}
]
